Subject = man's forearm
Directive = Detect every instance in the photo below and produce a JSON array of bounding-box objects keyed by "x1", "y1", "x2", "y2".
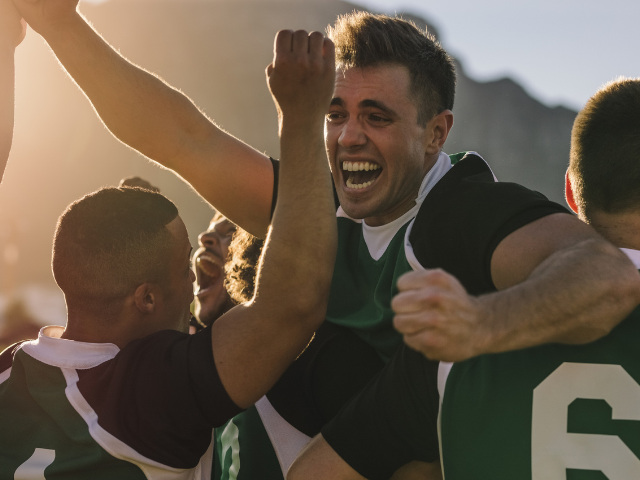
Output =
[
  {"x1": 481, "y1": 238, "x2": 640, "y2": 353},
  {"x1": 0, "y1": 47, "x2": 16, "y2": 183},
  {"x1": 41, "y1": 13, "x2": 206, "y2": 167},
  {"x1": 33, "y1": 11, "x2": 274, "y2": 235}
]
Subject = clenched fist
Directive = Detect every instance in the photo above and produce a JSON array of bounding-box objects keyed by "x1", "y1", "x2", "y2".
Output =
[
  {"x1": 392, "y1": 269, "x2": 491, "y2": 362},
  {"x1": 1, "y1": 0, "x2": 26, "y2": 48},
  {"x1": 266, "y1": 30, "x2": 335, "y2": 128}
]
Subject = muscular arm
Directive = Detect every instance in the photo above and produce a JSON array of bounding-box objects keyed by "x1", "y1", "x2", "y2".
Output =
[
  {"x1": 0, "y1": 0, "x2": 25, "y2": 183},
  {"x1": 13, "y1": 1, "x2": 273, "y2": 235},
  {"x1": 394, "y1": 213, "x2": 640, "y2": 361},
  {"x1": 210, "y1": 31, "x2": 337, "y2": 409},
  {"x1": 485, "y1": 212, "x2": 640, "y2": 349}
]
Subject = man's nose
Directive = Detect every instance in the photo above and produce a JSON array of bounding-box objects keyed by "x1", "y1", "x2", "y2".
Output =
[
  {"x1": 198, "y1": 231, "x2": 219, "y2": 249},
  {"x1": 338, "y1": 118, "x2": 367, "y2": 149}
]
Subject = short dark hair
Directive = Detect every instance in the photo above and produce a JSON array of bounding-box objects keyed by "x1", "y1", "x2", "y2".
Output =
[
  {"x1": 569, "y1": 78, "x2": 640, "y2": 216},
  {"x1": 327, "y1": 11, "x2": 456, "y2": 125},
  {"x1": 52, "y1": 187, "x2": 179, "y2": 306},
  {"x1": 224, "y1": 229, "x2": 264, "y2": 304}
]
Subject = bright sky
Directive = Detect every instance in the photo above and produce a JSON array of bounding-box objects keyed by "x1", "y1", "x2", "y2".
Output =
[{"x1": 353, "y1": 0, "x2": 640, "y2": 110}]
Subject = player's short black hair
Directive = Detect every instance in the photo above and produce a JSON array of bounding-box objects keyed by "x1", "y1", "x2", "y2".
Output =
[
  {"x1": 52, "y1": 187, "x2": 179, "y2": 306},
  {"x1": 569, "y1": 78, "x2": 640, "y2": 216},
  {"x1": 327, "y1": 11, "x2": 456, "y2": 125}
]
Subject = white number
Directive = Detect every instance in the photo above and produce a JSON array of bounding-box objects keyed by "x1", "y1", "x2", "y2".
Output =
[
  {"x1": 14, "y1": 448, "x2": 55, "y2": 480},
  {"x1": 220, "y1": 420, "x2": 240, "y2": 480},
  {"x1": 532, "y1": 363, "x2": 640, "y2": 479}
]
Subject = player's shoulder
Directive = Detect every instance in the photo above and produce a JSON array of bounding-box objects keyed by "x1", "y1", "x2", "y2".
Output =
[{"x1": 0, "y1": 341, "x2": 30, "y2": 374}]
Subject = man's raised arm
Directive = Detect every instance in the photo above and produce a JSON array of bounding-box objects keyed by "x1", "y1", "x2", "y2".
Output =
[
  {"x1": 210, "y1": 30, "x2": 337, "y2": 409},
  {"x1": 0, "y1": 0, "x2": 25, "y2": 183},
  {"x1": 12, "y1": 0, "x2": 273, "y2": 236}
]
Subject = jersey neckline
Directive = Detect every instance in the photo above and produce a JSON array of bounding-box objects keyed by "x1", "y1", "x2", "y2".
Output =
[{"x1": 19, "y1": 326, "x2": 120, "y2": 370}]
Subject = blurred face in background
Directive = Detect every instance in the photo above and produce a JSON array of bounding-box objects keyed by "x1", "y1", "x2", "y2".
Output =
[{"x1": 193, "y1": 216, "x2": 236, "y2": 325}]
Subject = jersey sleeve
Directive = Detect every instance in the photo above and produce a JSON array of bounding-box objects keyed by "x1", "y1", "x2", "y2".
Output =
[
  {"x1": 409, "y1": 154, "x2": 571, "y2": 294},
  {"x1": 77, "y1": 326, "x2": 243, "y2": 468},
  {"x1": 321, "y1": 345, "x2": 440, "y2": 480}
]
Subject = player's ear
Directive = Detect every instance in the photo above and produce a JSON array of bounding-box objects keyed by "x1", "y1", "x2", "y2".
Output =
[
  {"x1": 565, "y1": 170, "x2": 578, "y2": 214},
  {"x1": 425, "y1": 109, "x2": 453, "y2": 155},
  {"x1": 134, "y1": 283, "x2": 156, "y2": 314}
]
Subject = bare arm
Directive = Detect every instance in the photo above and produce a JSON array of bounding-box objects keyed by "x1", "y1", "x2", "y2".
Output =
[
  {"x1": 210, "y1": 30, "x2": 337, "y2": 409},
  {"x1": 394, "y1": 214, "x2": 640, "y2": 361},
  {"x1": 13, "y1": 0, "x2": 273, "y2": 236},
  {"x1": 0, "y1": 0, "x2": 25, "y2": 183},
  {"x1": 288, "y1": 435, "x2": 442, "y2": 480}
]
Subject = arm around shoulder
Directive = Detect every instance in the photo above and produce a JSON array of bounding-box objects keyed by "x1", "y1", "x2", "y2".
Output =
[{"x1": 486, "y1": 212, "x2": 640, "y2": 351}]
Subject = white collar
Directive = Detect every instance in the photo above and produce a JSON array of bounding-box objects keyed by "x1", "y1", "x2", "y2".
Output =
[
  {"x1": 19, "y1": 326, "x2": 120, "y2": 370},
  {"x1": 358, "y1": 152, "x2": 453, "y2": 260}
]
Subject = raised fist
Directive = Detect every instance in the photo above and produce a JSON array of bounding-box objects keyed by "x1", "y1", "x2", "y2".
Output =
[
  {"x1": 11, "y1": 0, "x2": 79, "y2": 37},
  {"x1": 266, "y1": 30, "x2": 335, "y2": 125},
  {"x1": 1, "y1": 0, "x2": 26, "y2": 47}
]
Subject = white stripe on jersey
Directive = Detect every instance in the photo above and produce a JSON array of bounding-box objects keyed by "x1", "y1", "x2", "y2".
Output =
[
  {"x1": 61, "y1": 367, "x2": 214, "y2": 480},
  {"x1": 255, "y1": 396, "x2": 311, "y2": 477}
]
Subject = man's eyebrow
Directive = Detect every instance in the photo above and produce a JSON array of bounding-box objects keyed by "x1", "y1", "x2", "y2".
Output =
[
  {"x1": 330, "y1": 98, "x2": 344, "y2": 107},
  {"x1": 359, "y1": 99, "x2": 397, "y2": 117}
]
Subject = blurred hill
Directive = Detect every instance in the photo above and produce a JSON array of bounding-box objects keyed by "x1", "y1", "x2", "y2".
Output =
[{"x1": 1, "y1": 0, "x2": 576, "y2": 293}]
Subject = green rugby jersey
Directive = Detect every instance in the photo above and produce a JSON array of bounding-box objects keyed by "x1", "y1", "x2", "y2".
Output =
[
  {"x1": 0, "y1": 325, "x2": 241, "y2": 479},
  {"x1": 321, "y1": 154, "x2": 571, "y2": 480},
  {"x1": 212, "y1": 322, "x2": 384, "y2": 479},
  {"x1": 439, "y1": 249, "x2": 640, "y2": 480},
  {"x1": 322, "y1": 251, "x2": 640, "y2": 480},
  {"x1": 212, "y1": 151, "x2": 460, "y2": 479}
]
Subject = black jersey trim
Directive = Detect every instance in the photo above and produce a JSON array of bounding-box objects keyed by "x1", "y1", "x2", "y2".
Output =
[{"x1": 408, "y1": 154, "x2": 570, "y2": 295}]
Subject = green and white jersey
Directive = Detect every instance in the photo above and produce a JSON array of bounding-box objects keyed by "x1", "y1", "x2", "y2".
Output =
[
  {"x1": 438, "y1": 249, "x2": 640, "y2": 480},
  {"x1": 325, "y1": 150, "x2": 457, "y2": 360},
  {"x1": 0, "y1": 325, "x2": 241, "y2": 479},
  {"x1": 213, "y1": 151, "x2": 456, "y2": 479},
  {"x1": 213, "y1": 322, "x2": 384, "y2": 479},
  {"x1": 322, "y1": 250, "x2": 640, "y2": 480},
  {"x1": 321, "y1": 155, "x2": 571, "y2": 480}
]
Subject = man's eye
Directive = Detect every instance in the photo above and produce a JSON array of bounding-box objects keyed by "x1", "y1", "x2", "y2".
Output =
[
  {"x1": 369, "y1": 114, "x2": 389, "y2": 123},
  {"x1": 326, "y1": 112, "x2": 344, "y2": 121}
]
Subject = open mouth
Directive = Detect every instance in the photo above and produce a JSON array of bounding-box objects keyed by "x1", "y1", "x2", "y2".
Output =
[
  {"x1": 195, "y1": 252, "x2": 223, "y2": 295},
  {"x1": 341, "y1": 161, "x2": 383, "y2": 190}
]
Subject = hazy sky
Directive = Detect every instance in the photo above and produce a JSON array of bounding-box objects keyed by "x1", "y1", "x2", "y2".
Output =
[{"x1": 354, "y1": 0, "x2": 639, "y2": 110}]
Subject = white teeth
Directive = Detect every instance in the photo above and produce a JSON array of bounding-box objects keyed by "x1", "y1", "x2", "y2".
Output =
[
  {"x1": 341, "y1": 162, "x2": 380, "y2": 171},
  {"x1": 345, "y1": 177, "x2": 374, "y2": 189}
]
